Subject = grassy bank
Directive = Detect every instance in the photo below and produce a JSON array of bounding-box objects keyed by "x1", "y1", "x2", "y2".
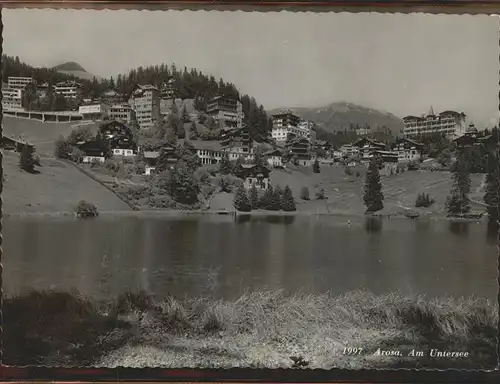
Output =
[{"x1": 3, "y1": 289, "x2": 497, "y2": 369}]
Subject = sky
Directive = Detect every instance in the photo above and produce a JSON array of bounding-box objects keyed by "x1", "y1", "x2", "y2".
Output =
[{"x1": 3, "y1": 9, "x2": 499, "y2": 126}]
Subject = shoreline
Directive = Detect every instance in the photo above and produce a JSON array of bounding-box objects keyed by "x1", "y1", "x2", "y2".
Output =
[
  {"x1": 2, "y1": 208, "x2": 489, "y2": 223},
  {"x1": 3, "y1": 289, "x2": 497, "y2": 369}
]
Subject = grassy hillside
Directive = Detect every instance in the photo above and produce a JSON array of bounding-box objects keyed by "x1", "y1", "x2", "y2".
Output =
[
  {"x1": 3, "y1": 116, "x2": 78, "y2": 156},
  {"x1": 270, "y1": 166, "x2": 485, "y2": 216},
  {"x1": 2, "y1": 151, "x2": 131, "y2": 214}
]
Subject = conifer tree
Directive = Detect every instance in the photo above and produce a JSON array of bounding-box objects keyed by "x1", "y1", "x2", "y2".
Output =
[
  {"x1": 219, "y1": 152, "x2": 232, "y2": 175},
  {"x1": 249, "y1": 183, "x2": 259, "y2": 209},
  {"x1": 19, "y1": 145, "x2": 37, "y2": 173},
  {"x1": 363, "y1": 156, "x2": 384, "y2": 212},
  {"x1": 270, "y1": 185, "x2": 283, "y2": 211},
  {"x1": 282, "y1": 185, "x2": 297, "y2": 212},
  {"x1": 259, "y1": 185, "x2": 274, "y2": 210},
  {"x1": 234, "y1": 184, "x2": 251, "y2": 212},
  {"x1": 313, "y1": 158, "x2": 320, "y2": 173},
  {"x1": 446, "y1": 150, "x2": 471, "y2": 217},
  {"x1": 484, "y1": 152, "x2": 499, "y2": 225}
]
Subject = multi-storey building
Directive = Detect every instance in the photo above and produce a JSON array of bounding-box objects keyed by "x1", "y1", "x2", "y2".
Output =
[
  {"x1": 78, "y1": 103, "x2": 110, "y2": 121},
  {"x1": 206, "y1": 96, "x2": 244, "y2": 129},
  {"x1": 37, "y1": 82, "x2": 51, "y2": 99},
  {"x1": 128, "y1": 84, "x2": 161, "y2": 130},
  {"x1": 339, "y1": 144, "x2": 359, "y2": 159},
  {"x1": 391, "y1": 138, "x2": 423, "y2": 162},
  {"x1": 101, "y1": 89, "x2": 125, "y2": 105},
  {"x1": 402, "y1": 107, "x2": 467, "y2": 138},
  {"x1": 54, "y1": 80, "x2": 83, "y2": 99},
  {"x1": 220, "y1": 126, "x2": 253, "y2": 160},
  {"x1": 353, "y1": 137, "x2": 387, "y2": 161},
  {"x1": 2, "y1": 88, "x2": 23, "y2": 109},
  {"x1": 272, "y1": 113, "x2": 313, "y2": 142},
  {"x1": 161, "y1": 77, "x2": 176, "y2": 100},
  {"x1": 285, "y1": 136, "x2": 313, "y2": 166},
  {"x1": 109, "y1": 103, "x2": 133, "y2": 122},
  {"x1": 8, "y1": 76, "x2": 35, "y2": 90}
]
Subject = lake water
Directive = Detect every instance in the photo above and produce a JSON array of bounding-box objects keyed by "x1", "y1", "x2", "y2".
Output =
[{"x1": 2, "y1": 214, "x2": 498, "y2": 301}]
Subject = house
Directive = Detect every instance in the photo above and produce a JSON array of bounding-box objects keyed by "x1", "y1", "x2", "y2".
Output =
[
  {"x1": 78, "y1": 103, "x2": 110, "y2": 121},
  {"x1": 99, "y1": 120, "x2": 137, "y2": 156},
  {"x1": 189, "y1": 140, "x2": 224, "y2": 165},
  {"x1": 101, "y1": 89, "x2": 125, "y2": 105},
  {"x1": 143, "y1": 151, "x2": 160, "y2": 175},
  {"x1": 339, "y1": 144, "x2": 359, "y2": 159},
  {"x1": 109, "y1": 103, "x2": 133, "y2": 123},
  {"x1": 206, "y1": 96, "x2": 244, "y2": 129},
  {"x1": 391, "y1": 138, "x2": 424, "y2": 162},
  {"x1": 220, "y1": 126, "x2": 255, "y2": 162},
  {"x1": 453, "y1": 125, "x2": 481, "y2": 149},
  {"x1": 239, "y1": 164, "x2": 271, "y2": 190},
  {"x1": 371, "y1": 150, "x2": 399, "y2": 163},
  {"x1": 285, "y1": 136, "x2": 313, "y2": 166},
  {"x1": 76, "y1": 140, "x2": 108, "y2": 164},
  {"x1": 263, "y1": 149, "x2": 284, "y2": 168},
  {"x1": 54, "y1": 80, "x2": 83, "y2": 99},
  {"x1": 353, "y1": 137, "x2": 386, "y2": 161}
]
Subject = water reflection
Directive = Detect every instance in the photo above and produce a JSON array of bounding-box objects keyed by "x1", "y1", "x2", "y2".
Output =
[
  {"x1": 364, "y1": 216, "x2": 383, "y2": 233},
  {"x1": 449, "y1": 221, "x2": 470, "y2": 236},
  {"x1": 2, "y1": 215, "x2": 497, "y2": 301}
]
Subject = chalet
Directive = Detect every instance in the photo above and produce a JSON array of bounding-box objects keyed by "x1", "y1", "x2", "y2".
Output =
[
  {"x1": 453, "y1": 128, "x2": 482, "y2": 150},
  {"x1": 391, "y1": 138, "x2": 424, "y2": 162},
  {"x1": 372, "y1": 150, "x2": 399, "y2": 163},
  {"x1": 353, "y1": 137, "x2": 386, "y2": 161},
  {"x1": 1, "y1": 136, "x2": 35, "y2": 153},
  {"x1": 143, "y1": 151, "x2": 160, "y2": 175},
  {"x1": 99, "y1": 120, "x2": 137, "y2": 156},
  {"x1": 101, "y1": 89, "x2": 125, "y2": 105},
  {"x1": 285, "y1": 136, "x2": 313, "y2": 166},
  {"x1": 76, "y1": 140, "x2": 108, "y2": 164},
  {"x1": 189, "y1": 140, "x2": 224, "y2": 165},
  {"x1": 239, "y1": 164, "x2": 271, "y2": 190},
  {"x1": 339, "y1": 144, "x2": 359, "y2": 159},
  {"x1": 263, "y1": 149, "x2": 284, "y2": 168},
  {"x1": 220, "y1": 126, "x2": 255, "y2": 163}
]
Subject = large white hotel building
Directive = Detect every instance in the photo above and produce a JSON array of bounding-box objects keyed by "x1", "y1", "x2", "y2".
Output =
[
  {"x1": 271, "y1": 110, "x2": 313, "y2": 142},
  {"x1": 402, "y1": 107, "x2": 468, "y2": 138}
]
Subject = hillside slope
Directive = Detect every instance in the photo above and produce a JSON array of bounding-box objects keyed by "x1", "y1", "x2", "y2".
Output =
[
  {"x1": 3, "y1": 152, "x2": 131, "y2": 214},
  {"x1": 269, "y1": 102, "x2": 404, "y2": 135},
  {"x1": 3, "y1": 116, "x2": 78, "y2": 156}
]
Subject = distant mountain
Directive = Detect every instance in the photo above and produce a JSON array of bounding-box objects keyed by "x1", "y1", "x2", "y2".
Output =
[
  {"x1": 269, "y1": 102, "x2": 404, "y2": 135},
  {"x1": 53, "y1": 61, "x2": 99, "y2": 81}
]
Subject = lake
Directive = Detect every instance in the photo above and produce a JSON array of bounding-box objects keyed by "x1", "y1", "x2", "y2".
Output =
[{"x1": 2, "y1": 214, "x2": 498, "y2": 301}]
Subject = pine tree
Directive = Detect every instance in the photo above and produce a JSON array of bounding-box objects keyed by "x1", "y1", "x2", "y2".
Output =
[
  {"x1": 363, "y1": 156, "x2": 384, "y2": 212},
  {"x1": 232, "y1": 156, "x2": 245, "y2": 178},
  {"x1": 270, "y1": 185, "x2": 283, "y2": 211},
  {"x1": 484, "y1": 152, "x2": 499, "y2": 224},
  {"x1": 19, "y1": 145, "x2": 36, "y2": 173},
  {"x1": 281, "y1": 185, "x2": 296, "y2": 212},
  {"x1": 219, "y1": 152, "x2": 232, "y2": 175},
  {"x1": 259, "y1": 185, "x2": 274, "y2": 210},
  {"x1": 169, "y1": 164, "x2": 199, "y2": 204},
  {"x1": 249, "y1": 183, "x2": 259, "y2": 209},
  {"x1": 446, "y1": 150, "x2": 471, "y2": 217},
  {"x1": 312, "y1": 158, "x2": 320, "y2": 173},
  {"x1": 234, "y1": 184, "x2": 252, "y2": 212}
]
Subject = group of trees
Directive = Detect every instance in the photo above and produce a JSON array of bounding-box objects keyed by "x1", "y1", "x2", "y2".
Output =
[{"x1": 234, "y1": 183, "x2": 296, "y2": 212}]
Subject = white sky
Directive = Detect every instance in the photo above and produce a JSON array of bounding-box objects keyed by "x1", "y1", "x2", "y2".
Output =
[{"x1": 3, "y1": 9, "x2": 499, "y2": 126}]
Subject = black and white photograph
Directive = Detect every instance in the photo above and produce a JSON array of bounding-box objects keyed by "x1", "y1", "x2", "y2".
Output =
[{"x1": 1, "y1": 9, "x2": 499, "y2": 370}]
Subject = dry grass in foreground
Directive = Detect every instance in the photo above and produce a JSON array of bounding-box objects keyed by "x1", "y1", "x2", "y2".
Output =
[{"x1": 2, "y1": 289, "x2": 497, "y2": 369}]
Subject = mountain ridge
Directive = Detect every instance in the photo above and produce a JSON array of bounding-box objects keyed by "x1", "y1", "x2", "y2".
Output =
[
  {"x1": 268, "y1": 101, "x2": 404, "y2": 135},
  {"x1": 53, "y1": 61, "x2": 99, "y2": 81}
]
